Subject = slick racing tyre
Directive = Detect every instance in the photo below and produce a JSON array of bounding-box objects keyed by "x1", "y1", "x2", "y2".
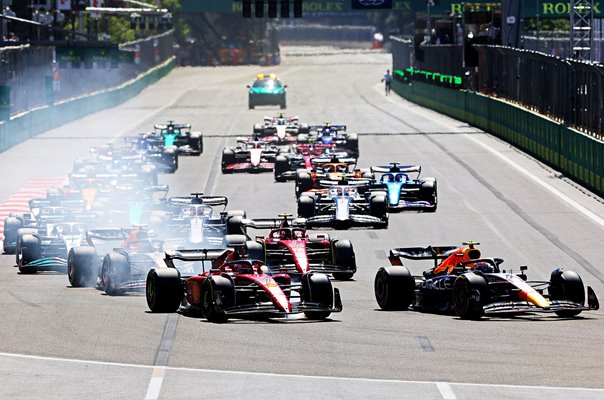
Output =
[
  {"x1": 420, "y1": 178, "x2": 438, "y2": 212},
  {"x1": 200, "y1": 276, "x2": 234, "y2": 323},
  {"x1": 101, "y1": 253, "x2": 131, "y2": 295},
  {"x1": 374, "y1": 266, "x2": 414, "y2": 310},
  {"x1": 68, "y1": 247, "x2": 98, "y2": 287},
  {"x1": 17, "y1": 234, "x2": 41, "y2": 274},
  {"x1": 221, "y1": 149, "x2": 235, "y2": 173},
  {"x1": 253, "y1": 124, "x2": 264, "y2": 135},
  {"x1": 3, "y1": 216, "x2": 22, "y2": 254},
  {"x1": 302, "y1": 273, "x2": 334, "y2": 320},
  {"x1": 245, "y1": 240, "x2": 265, "y2": 263},
  {"x1": 189, "y1": 132, "x2": 203, "y2": 155},
  {"x1": 146, "y1": 268, "x2": 182, "y2": 313},
  {"x1": 332, "y1": 240, "x2": 356, "y2": 280},
  {"x1": 370, "y1": 195, "x2": 388, "y2": 224},
  {"x1": 549, "y1": 268, "x2": 585, "y2": 317},
  {"x1": 297, "y1": 195, "x2": 315, "y2": 218},
  {"x1": 274, "y1": 155, "x2": 290, "y2": 182},
  {"x1": 452, "y1": 273, "x2": 489, "y2": 320},
  {"x1": 295, "y1": 171, "x2": 313, "y2": 197}
]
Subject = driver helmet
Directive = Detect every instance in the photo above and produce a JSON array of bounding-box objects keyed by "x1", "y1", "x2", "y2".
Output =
[{"x1": 473, "y1": 262, "x2": 494, "y2": 273}]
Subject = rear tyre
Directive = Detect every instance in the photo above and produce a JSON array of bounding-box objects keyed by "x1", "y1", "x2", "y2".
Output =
[
  {"x1": 549, "y1": 268, "x2": 585, "y2": 317},
  {"x1": 295, "y1": 171, "x2": 313, "y2": 197},
  {"x1": 227, "y1": 215, "x2": 246, "y2": 235},
  {"x1": 245, "y1": 240, "x2": 265, "y2": 263},
  {"x1": 420, "y1": 178, "x2": 438, "y2": 212},
  {"x1": 374, "y1": 266, "x2": 415, "y2": 310},
  {"x1": 101, "y1": 253, "x2": 131, "y2": 295},
  {"x1": 370, "y1": 195, "x2": 388, "y2": 223},
  {"x1": 274, "y1": 155, "x2": 290, "y2": 182},
  {"x1": 452, "y1": 273, "x2": 488, "y2": 320},
  {"x1": 298, "y1": 195, "x2": 315, "y2": 218},
  {"x1": 332, "y1": 240, "x2": 356, "y2": 280},
  {"x1": 68, "y1": 247, "x2": 98, "y2": 287},
  {"x1": 302, "y1": 273, "x2": 334, "y2": 320},
  {"x1": 146, "y1": 268, "x2": 182, "y2": 313},
  {"x1": 200, "y1": 276, "x2": 234, "y2": 323},
  {"x1": 3, "y1": 216, "x2": 23, "y2": 254},
  {"x1": 17, "y1": 234, "x2": 40, "y2": 274},
  {"x1": 221, "y1": 149, "x2": 235, "y2": 173}
]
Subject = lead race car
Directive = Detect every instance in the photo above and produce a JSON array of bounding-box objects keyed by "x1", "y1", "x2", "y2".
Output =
[
  {"x1": 370, "y1": 163, "x2": 437, "y2": 212},
  {"x1": 145, "y1": 248, "x2": 342, "y2": 322},
  {"x1": 374, "y1": 242, "x2": 600, "y2": 319}
]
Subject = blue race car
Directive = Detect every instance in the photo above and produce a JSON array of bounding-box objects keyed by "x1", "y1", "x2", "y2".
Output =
[{"x1": 370, "y1": 163, "x2": 437, "y2": 212}]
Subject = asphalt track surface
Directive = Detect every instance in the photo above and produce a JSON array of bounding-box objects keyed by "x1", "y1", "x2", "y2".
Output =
[{"x1": 0, "y1": 47, "x2": 603, "y2": 399}]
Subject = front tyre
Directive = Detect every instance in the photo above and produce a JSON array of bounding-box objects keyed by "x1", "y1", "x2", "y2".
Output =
[
  {"x1": 452, "y1": 273, "x2": 488, "y2": 320},
  {"x1": 549, "y1": 268, "x2": 585, "y2": 317},
  {"x1": 68, "y1": 247, "x2": 98, "y2": 287},
  {"x1": 374, "y1": 266, "x2": 414, "y2": 310},
  {"x1": 200, "y1": 276, "x2": 234, "y2": 323},
  {"x1": 302, "y1": 273, "x2": 334, "y2": 320}
]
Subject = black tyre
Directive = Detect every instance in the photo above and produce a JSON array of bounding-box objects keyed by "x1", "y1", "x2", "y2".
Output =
[
  {"x1": 68, "y1": 247, "x2": 98, "y2": 287},
  {"x1": 302, "y1": 273, "x2": 334, "y2": 320},
  {"x1": 189, "y1": 133, "x2": 203, "y2": 155},
  {"x1": 17, "y1": 234, "x2": 40, "y2": 274},
  {"x1": 227, "y1": 215, "x2": 246, "y2": 235},
  {"x1": 549, "y1": 268, "x2": 585, "y2": 317},
  {"x1": 245, "y1": 240, "x2": 265, "y2": 262},
  {"x1": 295, "y1": 171, "x2": 313, "y2": 197},
  {"x1": 298, "y1": 195, "x2": 315, "y2": 218},
  {"x1": 221, "y1": 149, "x2": 235, "y2": 173},
  {"x1": 332, "y1": 240, "x2": 356, "y2": 280},
  {"x1": 253, "y1": 124, "x2": 263, "y2": 135},
  {"x1": 374, "y1": 266, "x2": 415, "y2": 310},
  {"x1": 3, "y1": 216, "x2": 23, "y2": 254},
  {"x1": 146, "y1": 268, "x2": 182, "y2": 313},
  {"x1": 274, "y1": 155, "x2": 290, "y2": 182},
  {"x1": 200, "y1": 276, "x2": 234, "y2": 323},
  {"x1": 280, "y1": 102, "x2": 286, "y2": 110},
  {"x1": 370, "y1": 195, "x2": 388, "y2": 220},
  {"x1": 345, "y1": 134, "x2": 359, "y2": 158},
  {"x1": 420, "y1": 178, "x2": 438, "y2": 212},
  {"x1": 101, "y1": 253, "x2": 131, "y2": 295},
  {"x1": 452, "y1": 273, "x2": 489, "y2": 320}
]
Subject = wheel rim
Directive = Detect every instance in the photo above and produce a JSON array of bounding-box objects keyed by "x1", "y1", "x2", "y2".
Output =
[
  {"x1": 454, "y1": 281, "x2": 469, "y2": 315},
  {"x1": 147, "y1": 275, "x2": 156, "y2": 308},
  {"x1": 67, "y1": 252, "x2": 75, "y2": 283},
  {"x1": 375, "y1": 274, "x2": 386, "y2": 304}
]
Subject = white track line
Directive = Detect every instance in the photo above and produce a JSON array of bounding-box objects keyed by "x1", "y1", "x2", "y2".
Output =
[
  {"x1": 437, "y1": 382, "x2": 457, "y2": 399},
  {"x1": 0, "y1": 352, "x2": 602, "y2": 393},
  {"x1": 144, "y1": 367, "x2": 165, "y2": 400}
]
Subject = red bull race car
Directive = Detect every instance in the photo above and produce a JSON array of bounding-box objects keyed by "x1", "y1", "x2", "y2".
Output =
[{"x1": 374, "y1": 242, "x2": 600, "y2": 319}]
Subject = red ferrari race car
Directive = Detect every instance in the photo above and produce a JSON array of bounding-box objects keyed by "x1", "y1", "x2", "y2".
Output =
[
  {"x1": 146, "y1": 248, "x2": 342, "y2": 322},
  {"x1": 242, "y1": 214, "x2": 357, "y2": 280},
  {"x1": 374, "y1": 242, "x2": 600, "y2": 320}
]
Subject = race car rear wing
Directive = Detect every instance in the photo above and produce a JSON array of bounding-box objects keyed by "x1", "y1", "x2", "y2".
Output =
[
  {"x1": 371, "y1": 164, "x2": 422, "y2": 175},
  {"x1": 389, "y1": 246, "x2": 459, "y2": 266},
  {"x1": 311, "y1": 156, "x2": 356, "y2": 166},
  {"x1": 309, "y1": 124, "x2": 347, "y2": 132},
  {"x1": 163, "y1": 248, "x2": 232, "y2": 273},
  {"x1": 28, "y1": 198, "x2": 86, "y2": 211},
  {"x1": 241, "y1": 216, "x2": 305, "y2": 230},
  {"x1": 154, "y1": 123, "x2": 191, "y2": 130},
  {"x1": 87, "y1": 228, "x2": 130, "y2": 241},
  {"x1": 168, "y1": 194, "x2": 228, "y2": 208}
]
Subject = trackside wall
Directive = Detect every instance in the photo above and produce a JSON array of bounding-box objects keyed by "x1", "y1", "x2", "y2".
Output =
[
  {"x1": 0, "y1": 57, "x2": 175, "y2": 153},
  {"x1": 392, "y1": 79, "x2": 604, "y2": 198}
]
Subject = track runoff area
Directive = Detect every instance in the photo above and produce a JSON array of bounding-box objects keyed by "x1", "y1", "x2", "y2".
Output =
[{"x1": 0, "y1": 48, "x2": 602, "y2": 399}]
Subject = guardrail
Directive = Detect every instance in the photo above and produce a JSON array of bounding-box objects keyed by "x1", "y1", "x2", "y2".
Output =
[
  {"x1": 392, "y1": 78, "x2": 604, "y2": 198},
  {"x1": 0, "y1": 56, "x2": 175, "y2": 153}
]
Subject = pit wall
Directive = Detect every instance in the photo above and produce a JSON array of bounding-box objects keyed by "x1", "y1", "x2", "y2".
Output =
[
  {"x1": 393, "y1": 79, "x2": 604, "y2": 198},
  {"x1": 0, "y1": 56, "x2": 175, "y2": 153}
]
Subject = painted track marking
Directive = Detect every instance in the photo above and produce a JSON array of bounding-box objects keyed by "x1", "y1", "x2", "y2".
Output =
[{"x1": 437, "y1": 382, "x2": 457, "y2": 399}]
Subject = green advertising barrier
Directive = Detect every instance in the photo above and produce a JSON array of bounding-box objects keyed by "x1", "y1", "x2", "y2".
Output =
[
  {"x1": 392, "y1": 78, "x2": 604, "y2": 197},
  {"x1": 0, "y1": 57, "x2": 175, "y2": 153}
]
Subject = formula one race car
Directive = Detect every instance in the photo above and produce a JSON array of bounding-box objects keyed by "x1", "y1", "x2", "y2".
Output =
[
  {"x1": 247, "y1": 73, "x2": 287, "y2": 109},
  {"x1": 297, "y1": 123, "x2": 359, "y2": 158},
  {"x1": 139, "y1": 121, "x2": 203, "y2": 156},
  {"x1": 370, "y1": 163, "x2": 437, "y2": 212},
  {"x1": 294, "y1": 154, "x2": 369, "y2": 197},
  {"x1": 274, "y1": 143, "x2": 349, "y2": 182},
  {"x1": 145, "y1": 248, "x2": 342, "y2": 322},
  {"x1": 374, "y1": 242, "x2": 600, "y2": 319},
  {"x1": 253, "y1": 113, "x2": 309, "y2": 143},
  {"x1": 242, "y1": 214, "x2": 357, "y2": 280},
  {"x1": 151, "y1": 193, "x2": 246, "y2": 249},
  {"x1": 221, "y1": 139, "x2": 280, "y2": 173},
  {"x1": 298, "y1": 183, "x2": 388, "y2": 229},
  {"x1": 67, "y1": 227, "x2": 168, "y2": 295},
  {"x1": 16, "y1": 221, "x2": 91, "y2": 274}
]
